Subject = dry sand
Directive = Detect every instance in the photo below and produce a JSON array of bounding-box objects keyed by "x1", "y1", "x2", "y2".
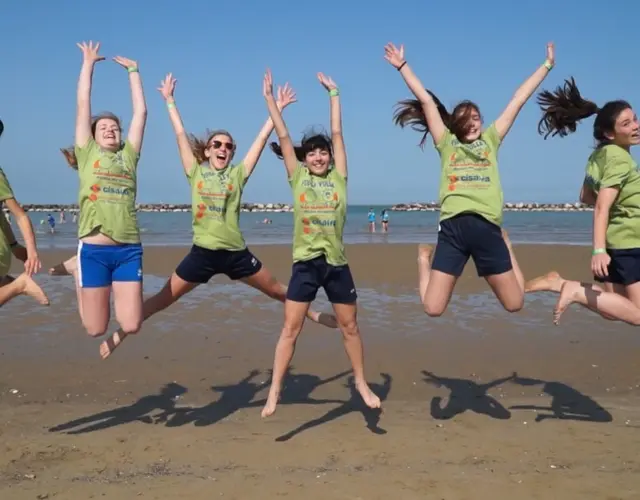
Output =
[{"x1": 1, "y1": 244, "x2": 639, "y2": 499}]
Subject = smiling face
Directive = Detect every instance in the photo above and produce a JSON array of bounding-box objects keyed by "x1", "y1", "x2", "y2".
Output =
[
  {"x1": 450, "y1": 102, "x2": 483, "y2": 143},
  {"x1": 304, "y1": 147, "x2": 332, "y2": 176},
  {"x1": 204, "y1": 133, "x2": 235, "y2": 170},
  {"x1": 93, "y1": 118, "x2": 121, "y2": 151},
  {"x1": 607, "y1": 107, "x2": 640, "y2": 148}
]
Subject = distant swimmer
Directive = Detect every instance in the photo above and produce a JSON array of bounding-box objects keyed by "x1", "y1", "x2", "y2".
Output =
[
  {"x1": 367, "y1": 207, "x2": 376, "y2": 232},
  {"x1": 46, "y1": 213, "x2": 56, "y2": 234},
  {"x1": 381, "y1": 209, "x2": 389, "y2": 232}
]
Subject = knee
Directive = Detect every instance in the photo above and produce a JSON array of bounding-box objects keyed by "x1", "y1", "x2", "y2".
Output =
[
  {"x1": 280, "y1": 321, "x2": 303, "y2": 342},
  {"x1": 503, "y1": 297, "x2": 524, "y2": 313},
  {"x1": 120, "y1": 319, "x2": 142, "y2": 335},
  {"x1": 423, "y1": 302, "x2": 445, "y2": 317},
  {"x1": 83, "y1": 323, "x2": 107, "y2": 338},
  {"x1": 338, "y1": 317, "x2": 359, "y2": 337}
]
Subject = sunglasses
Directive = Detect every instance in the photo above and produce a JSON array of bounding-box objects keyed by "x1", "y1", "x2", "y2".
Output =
[{"x1": 209, "y1": 140, "x2": 234, "y2": 150}]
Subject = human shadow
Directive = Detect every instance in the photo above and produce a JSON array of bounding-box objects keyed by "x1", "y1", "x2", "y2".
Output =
[
  {"x1": 275, "y1": 373, "x2": 392, "y2": 442},
  {"x1": 48, "y1": 382, "x2": 187, "y2": 435},
  {"x1": 508, "y1": 374, "x2": 613, "y2": 423},
  {"x1": 423, "y1": 370, "x2": 514, "y2": 420},
  {"x1": 162, "y1": 367, "x2": 349, "y2": 427}
]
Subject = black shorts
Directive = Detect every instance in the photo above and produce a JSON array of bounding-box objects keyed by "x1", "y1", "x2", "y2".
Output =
[
  {"x1": 431, "y1": 213, "x2": 512, "y2": 278},
  {"x1": 594, "y1": 248, "x2": 640, "y2": 286},
  {"x1": 175, "y1": 245, "x2": 262, "y2": 284},
  {"x1": 286, "y1": 255, "x2": 357, "y2": 304}
]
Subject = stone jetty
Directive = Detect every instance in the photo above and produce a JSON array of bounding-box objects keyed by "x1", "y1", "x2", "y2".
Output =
[{"x1": 389, "y1": 202, "x2": 592, "y2": 212}]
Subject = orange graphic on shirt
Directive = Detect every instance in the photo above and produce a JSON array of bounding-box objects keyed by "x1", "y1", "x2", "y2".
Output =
[
  {"x1": 302, "y1": 217, "x2": 310, "y2": 225},
  {"x1": 89, "y1": 193, "x2": 98, "y2": 201},
  {"x1": 93, "y1": 160, "x2": 101, "y2": 169},
  {"x1": 299, "y1": 193, "x2": 306, "y2": 202},
  {"x1": 447, "y1": 175, "x2": 458, "y2": 191},
  {"x1": 227, "y1": 184, "x2": 233, "y2": 192},
  {"x1": 333, "y1": 192, "x2": 339, "y2": 201},
  {"x1": 483, "y1": 150, "x2": 489, "y2": 158},
  {"x1": 450, "y1": 153, "x2": 456, "y2": 162},
  {"x1": 303, "y1": 226, "x2": 311, "y2": 234},
  {"x1": 196, "y1": 203, "x2": 206, "y2": 219},
  {"x1": 197, "y1": 180, "x2": 204, "y2": 190},
  {"x1": 90, "y1": 184, "x2": 100, "y2": 192}
]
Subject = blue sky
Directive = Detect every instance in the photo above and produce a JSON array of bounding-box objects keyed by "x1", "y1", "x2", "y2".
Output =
[{"x1": 1, "y1": 0, "x2": 638, "y2": 205}]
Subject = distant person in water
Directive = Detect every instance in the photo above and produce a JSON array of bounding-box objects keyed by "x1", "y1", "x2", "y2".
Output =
[
  {"x1": 59, "y1": 210, "x2": 66, "y2": 224},
  {"x1": 97, "y1": 72, "x2": 337, "y2": 359},
  {"x1": 381, "y1": 209, "x2": 389, "y2": 232},
  {"x1": 386, "y1": 41, "x2": 555, "y2": 317},
  {"x1": 46, "y1": 213, "x2": 56, "y2": 234},
  {"x1": 367, "y1": 207, "x2": 376, "y2": 232},
  {"x1": 525, "y1": 78, "x2": 640, "y2": 325}
]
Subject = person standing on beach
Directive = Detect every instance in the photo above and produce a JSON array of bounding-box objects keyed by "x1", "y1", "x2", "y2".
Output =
[
  {"x1": 367, "y1": 207, "x2": 376, "y2": 232},
  {"x1": 98, "y1": 72, "x2": 337, "y2": 359},
  {"x1": 525, "y1": 78, "x2": 640, "y2": 325},
  {"x1": 385, "y1": 41, "x2": 555, "y2": 316},
  {"x1": 0, "y1": 120, "x2": 49, "y2": 306},
  {"x1": 381, "y1": 209, "x2": 389, "y2": 233},
  {"x1": 59, "y1": 41, "x2": 147, "y2": 337},
  {"x1": 261, "y1": 69, "x2": 381, "y2": 417}
]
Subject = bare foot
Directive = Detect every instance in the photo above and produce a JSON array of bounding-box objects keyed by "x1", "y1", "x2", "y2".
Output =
[
  {"x1": 261, "y1": 390, "x2": 280, "y2": 418},
  {"x1": 21, "y1": 275, "x2": 50, "y2": 305},
  {"x1": 553, "y1": 281, "x2": 579, "y2": 325},
  {"x1": 99, "y1": 331, "x2": 128, "y2": 360},
  {"x1": 307, "y1": 311, "x2": 338, "y2": 329},
  {"x1": 418, "y1": 244, "x2": 433, "y2": 265},
  {"x1": 525, "y1": 271, "x2": 563, "y2": 293},
  {"x1": 355, "y1": 380, "x2": 381, "y2": 409},
  {"x1": 49, "y1": 256, "x2": 77, "y2": 276}
]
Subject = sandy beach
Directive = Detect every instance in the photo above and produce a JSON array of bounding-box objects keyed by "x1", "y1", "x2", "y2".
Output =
[{"x1": 1, "y1": 243, "x2": 640, "y2": 499}]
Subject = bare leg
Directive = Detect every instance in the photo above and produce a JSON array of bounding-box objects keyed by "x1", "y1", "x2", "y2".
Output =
[
  {"x1": 418, "y1": 244, "x2": 458, "y2": 316},
  {"x1": 0, "y1": 274, "x2": 49, "y2": 306},
  {"x1": 501, "y1": 230, "x2": 525, "y2": 292},
  {"x1": 99, "y1": 273, "x2": 197, "y2": 359},
  {"x1": 525, "y1": 271, "x2": 565, "y2": 293},
  {"x1": 241, "y1": 267, "x2": 337, "y2": 328},
  {"x1": 262, "y1": 300, "x2": 310, "y2": 418},
  {"x1": 332, "y1": 302, "x2": 381, "y2": 409}
]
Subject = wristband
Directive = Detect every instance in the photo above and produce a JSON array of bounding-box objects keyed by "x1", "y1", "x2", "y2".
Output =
[
  {"x1": 329, "y1": 88, "x2": 339, "y2": 97},
  {"x1": 592, "y1": 248, "x2": 606, "y2": 255},
  {"x1": 127, "y1": 67, "x2": 139, "y2": 73},
  {"x1": 397, "y1": 61, "x2": 407, "y2": 71},
  {"x1": 543, "y1": 60, "x2": 553, "y2": 71},
  {"x1": 167, "y1": 102, "x2": 175, "y2": 109}
]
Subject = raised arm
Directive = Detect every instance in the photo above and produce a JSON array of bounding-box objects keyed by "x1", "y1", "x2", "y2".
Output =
[
  {"x1": 75, "y1": 41, "x2": 105, "y2": 148},
  {"x1": 384, "y1": 43, "x2": 447, "y2": 146},
  {"x1": 157, "y1": 74, "x2": 196, "y2": 175},
  {"x1": 243, "y1": 83, "x2": 297, "y2": 179},
  {"x1": 3, "y1": 198, "x2": 40, "y2": 276},
  {"x1": 113, "y1": 56, "x2": 147, "y2": 154},
  {"x1": 263, "y1": 70, "x2": 298, "y2": 178},
  {"x1": 317, "y1": 73, "x2": 347, "y2": 178},
  {"x1": 494, "y1": 43, "x2": 555, "y2": 141}
]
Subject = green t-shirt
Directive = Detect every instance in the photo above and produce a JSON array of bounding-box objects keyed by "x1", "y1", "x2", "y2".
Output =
[
  {"x1": 289, "y1": 165, "x2": 347, "y2": 266},
  {"x1": 0, "y1": 167, "x2": 15, "y2": 276},
  {"x1": 187, "y1": 161, "x2": 247, "y2": 251},
  {"x1": 75, "y1": 138, "x2": 140, "y2": 244},
  {"x1": 584, "y1": 145, "x2": 640, "y2": 249},
  {"x1": 436, "y1": 123, "x2": 503, "y2": 226}
]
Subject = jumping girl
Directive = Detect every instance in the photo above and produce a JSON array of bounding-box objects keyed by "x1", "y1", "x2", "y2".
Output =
[
  {"x1": 260, "y1": 69, "x2": 381, "y2": 418},
  {"x1": 60, "y1": 41, "x2": 147, "y2": 337},
  {"x1": 525, "y1": 78, "x2": 640, "y2": 325},
  {"x1": 99, "y1": 72, "x2": 337, "y2": 359},
  {"x1": 384, "y1": 41, "x2": 555, "y2": 316}
]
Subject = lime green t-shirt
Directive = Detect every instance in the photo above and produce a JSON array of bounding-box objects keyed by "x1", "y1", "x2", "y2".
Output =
[
  {"x1": 0, "y1": 167, "x2": 15, "y2": 276},
  {"x1": 75, "y1": 138, "x2": 140, "y2": 244},
  {"x1": 289, "y1": 165, "x2": 347, "y2": 266},
  {"x1": 583, "y1": 144, "x2": 640, "y2": 249},
  {"x1": 436, "y1": 123, "x2": 503, "y2": 226},
  {"x1": 186, "y1": 161, "x2": 247, "y2": 251}
]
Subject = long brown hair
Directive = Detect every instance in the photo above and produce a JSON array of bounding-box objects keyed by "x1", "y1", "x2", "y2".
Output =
[
  {"x1": 60, "y1": 112, "x2": 122, "y2": 169},
  {"x1": 270, "y1": 128, "x2": 333, "y2": 162}
]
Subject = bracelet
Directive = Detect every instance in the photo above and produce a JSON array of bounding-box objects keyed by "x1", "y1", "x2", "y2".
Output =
[
  {"x1": 329, "y1": 88, "x2": 339, "y2": 97},
  {"x1": 397, "y1": 61, "x2": 407, "y2": 71},
  {"x1": 543, "y1": 60, "x2": 553, "y2": 71},
  {"x1": 167, "y1": 102, "x2": 175, "y2": 109},
  {"x1": 127, "y1": 67, "x2": 139, "y2": 73},
  {"x1": 592, "y1": 248, "x2": 607, "y2": 255}
]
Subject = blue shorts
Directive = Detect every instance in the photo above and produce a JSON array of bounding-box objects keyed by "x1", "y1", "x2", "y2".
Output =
[
  {"x1": 594, "y1": 248, "x2": 640, "y2": 286},
  {"x1": 77, "y1": 242, "x2": 143, "y2": 288},
  {"x1": 175, "y1": 245, "x2": 262, "y2": 283},
  {"x1": 286, "y1": 255, "x2": 357, "y2": 304},
  {"x1": 431, "y1": 213, "x2": 512, "y2": 278}
]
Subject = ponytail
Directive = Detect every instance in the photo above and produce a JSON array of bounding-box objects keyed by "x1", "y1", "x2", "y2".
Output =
[
  {"x1": 60, "y1": 147, "x2": 78, "y2": 170},
  {"x1": 393, "y1": 90, "x2": 450, "y2": 147}
]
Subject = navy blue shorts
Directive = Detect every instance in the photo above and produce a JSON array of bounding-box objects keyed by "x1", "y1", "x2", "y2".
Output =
[
  {"x1": 594, "y1": 248, "x2": 640, "y2": 286},
  {"x1": 77, "y1": 242, "x2": 143, "y2": 288},
  {"x1": 431, "y1": 213, "x2": 512, "y2": 278},
  {"x1": 286, "y1": 255, "x2": 357, "y2": 304},
  {"x1": 175, "y1": 245, "x2": 262, "y2": 284}
]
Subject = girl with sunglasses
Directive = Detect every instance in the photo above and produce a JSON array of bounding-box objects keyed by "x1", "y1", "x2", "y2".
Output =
[
  {"x1": 260, "y1": 69, "x2": 381, "y2": 418},
  {"x1": 99, "y1": 73, "x2": 337, "y2": 359},
  {"x1": 59, "y1": 41, "x2": 147, "y2": 337}
]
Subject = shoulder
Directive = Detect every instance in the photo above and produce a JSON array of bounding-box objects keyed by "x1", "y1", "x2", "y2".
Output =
[{"x1": 481, "y1": 123, "x2": 501, "y2": 146}]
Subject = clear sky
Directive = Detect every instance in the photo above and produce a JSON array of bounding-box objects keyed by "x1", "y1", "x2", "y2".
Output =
[{"x1": 1, "y1": 0, "x2": 638, "y2": 205}]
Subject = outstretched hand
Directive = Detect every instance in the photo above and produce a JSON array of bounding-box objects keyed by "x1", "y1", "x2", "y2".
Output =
[
  {"x1": 317, "y1": 72, "x2": 337, "y2": 91},
  {"x1": 276, "y1": 83, "x2": 297, "y2": 110},
  {"x1": 384, "y1": 42, "x2": 405, "y2": 69},
  {"x1": 113, "y1": 56, "x2": 138, "y2": 72},
  {"x1": 546, "y1": 42, "x2": 555, "y2": 66},
  {"x1": 77, "y1": 41, "x2": 105, "y2": 64},
  {"x1": 157, "y1": 73, "x2": 177, "y2": 100},
  {"x1": 263, "y1": 69, "x2": 274, "y2": 99}
]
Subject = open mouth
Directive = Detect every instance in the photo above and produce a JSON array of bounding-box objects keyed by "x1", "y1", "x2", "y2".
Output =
[{"x1": 216, "y1": 153, "x2": 227, "y2": 161}]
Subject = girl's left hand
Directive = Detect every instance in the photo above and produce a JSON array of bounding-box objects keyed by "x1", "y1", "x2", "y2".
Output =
[
  {"x1": 276, "y1": 83, "x2": 297, "y2": 110},
  {"x1": 113, "y1": 56, "x2": 138, "y2": 72},
  {"x1": 317, "y1": 72, "x2": 337, "y2": 91},
  {"x1": 546, "y1": 42, "x2": 555, "y2": 66}
]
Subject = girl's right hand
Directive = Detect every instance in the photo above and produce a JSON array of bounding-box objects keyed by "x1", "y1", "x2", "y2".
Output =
[
  {"x1": 77, "y1": 41, "x2": 105, "y2": 65},
  {"x1": 384, "y1": 42, "x2": 405, "y2": 69},
  {"x1": 263, "y1": 69, "x2": 274, "y2": 99},
  {"x1": 591, "y1": 252, "x2": 611, "y2": 279},
  {"x1": 157, "y1": 73, "x2": 177, "y2": 100}
]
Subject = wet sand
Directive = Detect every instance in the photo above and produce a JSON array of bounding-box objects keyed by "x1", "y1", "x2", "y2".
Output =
[{"x1": 1, "y1": 244, "x2": 640, "y2": 499}]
